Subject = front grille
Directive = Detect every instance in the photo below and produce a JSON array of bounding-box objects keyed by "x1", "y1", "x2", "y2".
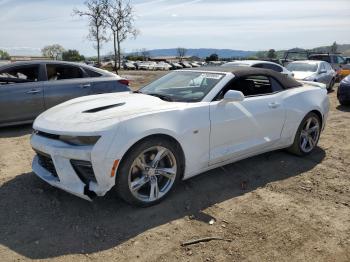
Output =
[
  {"x1": 37, "y1": 152, "x2": 59, "y2": 179},
  {"x1": 70, "y1": 160, "x2": 96, "y2": 184}
]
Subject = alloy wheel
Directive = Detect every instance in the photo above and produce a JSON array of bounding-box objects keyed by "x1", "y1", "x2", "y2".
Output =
[
  {"x1": 128, "y1": 146, "x2": 177, "y2": 203},
  {"x1": 300, "y1": 116, "x2": 320, "y2": 153}
]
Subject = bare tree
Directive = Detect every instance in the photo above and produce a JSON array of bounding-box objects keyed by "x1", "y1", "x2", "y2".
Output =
[
  {"x1": 74, "y1": 0, "x2": 107, "y2": 65},
  {"x1": 41, "y1": 44, "x2": 65, "y2": 60},
  {"x1": 103, "y1": 0, "x2": 138, "y2": 71},
  {"x1": 140, "y1": 48, "x2": 149, "y2": 61},
  {"x1": 177, "y1": 47, "x2": 187, "y2": 61}
]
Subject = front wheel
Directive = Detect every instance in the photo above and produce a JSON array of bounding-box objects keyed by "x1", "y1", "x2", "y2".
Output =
[
  {"x1": 116, "y1": 137, "x2": 183, "y2": 206},
  {"x1": 328, "y1": 78, "x2": 335, "y2": 91},
  {"x1": 288, "y1": 112, "x2": 321, "y2": 156}
]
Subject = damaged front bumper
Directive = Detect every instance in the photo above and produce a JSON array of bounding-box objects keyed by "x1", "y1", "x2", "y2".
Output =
[{"x1": 31, "y1": 133, "x2": 114, "y2": 201}]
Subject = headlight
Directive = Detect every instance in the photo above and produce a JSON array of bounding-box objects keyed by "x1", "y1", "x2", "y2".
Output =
[
  {"x1": 59, "y1": 135, "x2": 100, "y2": 146},
  {"x1": 304, "y1": 75, "x2": 316, "y2": 81}
]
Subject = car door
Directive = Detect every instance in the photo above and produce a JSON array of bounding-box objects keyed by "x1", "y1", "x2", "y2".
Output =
[
  {"x1": 42, "y1": 63, "x2": 92, "y2": 109},
  {"x1": 324, "y1": 62, "x2": 334, "y2": 84},
  {"x1": 317, "y1": 62, "x2": 331, "y2": 85},
  {"x1": 0, "y1": 64, "x2": 45, "y2": 125},
  {"x1": 209, "y1": 75, "x2": 286, "y2": 165}
]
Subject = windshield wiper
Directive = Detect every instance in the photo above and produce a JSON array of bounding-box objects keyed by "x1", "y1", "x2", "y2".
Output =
[{"x1": 144, "y1": 93, "x2": 174, "y2": 102}]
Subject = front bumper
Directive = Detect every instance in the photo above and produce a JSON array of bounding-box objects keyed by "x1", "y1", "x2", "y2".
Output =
[{"x1": 31, "y1": 133, "x2": 115, "y2": 200}]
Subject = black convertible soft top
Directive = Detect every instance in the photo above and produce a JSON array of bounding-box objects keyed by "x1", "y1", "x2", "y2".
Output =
[{"x1": 184, "y1": 66, "x2": 302, "y2": 89}]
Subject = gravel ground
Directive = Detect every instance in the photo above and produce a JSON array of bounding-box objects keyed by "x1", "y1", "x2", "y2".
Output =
[{"x1": 0, "y1": 71, "x2": 349, "y2": 262}]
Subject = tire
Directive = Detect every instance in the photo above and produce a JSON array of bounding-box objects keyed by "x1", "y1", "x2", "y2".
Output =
[
  {"x1": 115, "y1": 137, "x2": 184, "y2": 207},
  {"x1": 327, "y1": 78, "x2": 335, "y2": 91},
  {"x1": 288, "y1": 112, "x2": 321, "y2": 156},
  {"x1": 339, "y1": 99, "x2": 350, "y2": 106}
]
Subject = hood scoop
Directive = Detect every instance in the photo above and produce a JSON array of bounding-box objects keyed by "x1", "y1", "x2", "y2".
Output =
[{"x1": 83, "y1": 102, "x2": 126, "y2": 113}]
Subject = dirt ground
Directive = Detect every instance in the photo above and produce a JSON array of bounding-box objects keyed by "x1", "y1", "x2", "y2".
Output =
[{"x1": 0, "y1": 71, "x2": 349, "y2": 262}]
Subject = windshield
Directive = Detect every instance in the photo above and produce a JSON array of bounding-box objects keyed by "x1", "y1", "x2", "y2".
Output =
[
  {"x1": 139, "y1": 71, "x2": 224, "y2": 102},
  {"x1": 287, "y1": 62, "x2": 318, "y2": 72}
]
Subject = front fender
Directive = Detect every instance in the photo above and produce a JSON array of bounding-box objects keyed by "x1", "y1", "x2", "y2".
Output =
[{"x1": 106, "y1": 104, "x2": 211, "y2": 179}]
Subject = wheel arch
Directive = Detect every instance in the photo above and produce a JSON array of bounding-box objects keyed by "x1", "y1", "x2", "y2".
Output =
[
  {"x1": 309, "y1": 109, "x2": 323, "y2": 128},
  {"x1": 115, "y1": 133, "x2": 186, "y2": 179}
]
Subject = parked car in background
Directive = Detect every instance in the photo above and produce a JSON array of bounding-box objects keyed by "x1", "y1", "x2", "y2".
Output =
[
  {"x1": 190, "y1": 62, "x2": 201, "y2": 68},
  {"x1": 222, "y1": 60, "x2": 293, "y2": 77},
  {"x1": 180, "y1": 62, "x2": 192, "y2": 68},
  {"x1": 286, "y1": 60, "x2": 336, "y2": 90},
  {"x1": 154, "y1": 62, "x2": 171, "y2": 71},
  {"x1": 339, "y1": 63, "x2": 350, "y2": 79},
  {"x1": 137, "y1": 62, "x2": 156, "y2": 70},
  {"x1": 30, "y1": 67, "x2": 329, "y2": 205},
  {"x1": 85, "y1": 61, "x2": 99, "y2": 68},
  {"x1": 309, "y1": 53, "x2": 347, "y2": 81},
  {"x1": 123, "y1": 62, "x2": 136, "y2": 70},
  {"x1": 170, "y1": 62, "x2": 183, "y2": 70},
  {"x1": 337, "y1": 75, "x2": 350, "y2": 105},
  {"x1": 0, "y1": 61, "x2": 130, "y2": 127}
]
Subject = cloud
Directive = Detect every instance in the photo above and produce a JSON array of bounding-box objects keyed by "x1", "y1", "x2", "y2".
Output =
[{"x1": 0, "y1": 0, "x2": 349, "y2": 56}]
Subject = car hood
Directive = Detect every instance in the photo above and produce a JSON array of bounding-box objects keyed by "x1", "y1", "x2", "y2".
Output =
[
  {"x1": 341, "y1": 75, "x2": 350, "y2": 85},
  {"x1": 292, "y1": 71, "x2": 316, "y2": 80},
  {"x1": 34, "y1": 92, "x2": 186, "y2": 134}
]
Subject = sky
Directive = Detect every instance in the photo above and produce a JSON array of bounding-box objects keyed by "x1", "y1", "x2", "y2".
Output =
[{"x1": 0, "y1": 0, "x2": 349, "y2": 56}]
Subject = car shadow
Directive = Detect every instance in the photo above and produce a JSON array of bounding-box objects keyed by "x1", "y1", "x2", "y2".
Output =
[
  {"x1": 0, "y1": 124, "x2": 33, "y2": 138},
  {"x1": 0, "y1": 147, "x2": 325, "y2": 259},
  {"x1": 336, "y1": 105, "x2": 350, "y2": 112}
]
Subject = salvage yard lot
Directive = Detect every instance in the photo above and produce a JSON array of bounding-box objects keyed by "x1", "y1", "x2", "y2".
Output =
[{"x1": 0, "y1": 70, "x2": 349, "y2": 262}]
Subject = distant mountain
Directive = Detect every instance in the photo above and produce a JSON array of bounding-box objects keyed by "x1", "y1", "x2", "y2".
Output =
[
  {"x1": 255, "y1": 44, "x2": 350, "y2": 59},
  {"x1": 141, "y1": 48, "x2": 256, "y2": 59},
  {"x1": 311, "y1": 44, "x2": 350, "y2": 56},
  {"x1": 1, "y1": 47, "x2": 41, "y2": 56}
]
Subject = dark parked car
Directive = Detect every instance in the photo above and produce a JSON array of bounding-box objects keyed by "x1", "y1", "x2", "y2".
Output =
[
  {"x1": 338, "y1": 75, "x2": 350, "y2": 105},
  {"x1": 0, "y1": 61, "x2": 130, "y2": 127}
]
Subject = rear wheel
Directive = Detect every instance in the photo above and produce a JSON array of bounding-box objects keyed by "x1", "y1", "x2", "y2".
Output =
[
  {"x1": 116, "y1": 137, "x2": 183, "y2": 206},
  {"x1": 288, "y1": 112, "x2": 321, "y2": 156}
]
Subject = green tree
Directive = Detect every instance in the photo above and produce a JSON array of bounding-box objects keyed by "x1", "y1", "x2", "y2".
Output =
[
  {"x1": 206, "y1": 53, "x2": 219, "y2": 62},
  {"x1": 62, "y1": 49, "x2": 85, "y2": 61},
  {"x1": 41, "y1": 44, "x2": 65, "y2": 59},
  {"x1": 330, "y1": 41, "x2": 338, "y2": 53},
  {"x1": 267, "y1": 49, "x2": 276, "y2": 59},
  {"x1": 0, "y1": 50, "x2": 10, "y2": 60}
]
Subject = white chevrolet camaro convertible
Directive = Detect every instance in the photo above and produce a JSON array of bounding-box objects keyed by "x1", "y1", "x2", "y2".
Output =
[{"x1": 31, "y1": 67, "x2": 329, "y2": 206}]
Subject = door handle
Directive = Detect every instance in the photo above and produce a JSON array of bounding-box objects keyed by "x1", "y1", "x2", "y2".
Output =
[
  {"x1": 26, "y1": 89, "x2": 40, "y2": 94},
  {"x1": 268, "y1": 102, "x2": 280, "y2": 109},
  {"x1": 80, "y1": 83, "x2": 91, "y2": 88}
]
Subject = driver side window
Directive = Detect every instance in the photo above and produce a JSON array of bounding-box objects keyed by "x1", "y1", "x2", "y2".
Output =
[{"x1": 216, "y1": 75, "x2": 282, "y2": 100}]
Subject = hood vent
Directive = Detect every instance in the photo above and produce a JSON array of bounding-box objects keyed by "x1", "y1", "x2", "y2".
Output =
[{"x1": 83, "y1": 102, "x2": 126, "y2": 113}]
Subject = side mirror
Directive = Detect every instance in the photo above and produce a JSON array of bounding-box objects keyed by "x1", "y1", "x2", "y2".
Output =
[
  {"x1": 222, "y1": 90, "x2": 245, "y2": 102},
  {"x1": 319, "y1": 70, "x2": 327, "y2": 74}
]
